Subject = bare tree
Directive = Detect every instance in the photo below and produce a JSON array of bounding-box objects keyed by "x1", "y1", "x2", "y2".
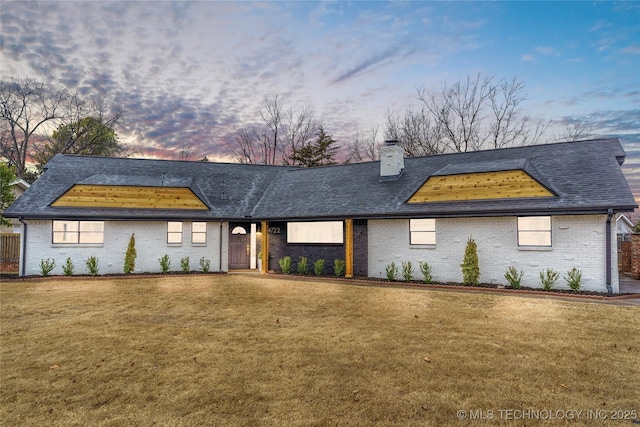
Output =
[
  {"x1": 555, "y1": 118, "x2": 594, "y2": 142},
  {"x1": 386, "y1": 74, "x2": 549, "y2": 157},
  {"x1": 0, "y1": 77, "x2": 68, "y2": 177},
  {"x1": 229, "y1": 95, "x2": 320, "y2": 165},
  {"x1": 346, "y1": 126, "x2": 382, "y2": 162}
]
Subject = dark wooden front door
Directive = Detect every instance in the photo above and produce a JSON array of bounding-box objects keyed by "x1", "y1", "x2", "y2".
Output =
[{"x1": 229, "y1": 226, "x2": 249, "y2": 269}]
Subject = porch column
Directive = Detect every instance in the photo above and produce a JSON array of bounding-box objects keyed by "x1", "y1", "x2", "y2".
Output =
[
  {"x1": 261, "y1": 220, "x2": 269, "y2": 274},
  {"x1": 345, "y1": 218, "x2": 353, "y2": 278}
]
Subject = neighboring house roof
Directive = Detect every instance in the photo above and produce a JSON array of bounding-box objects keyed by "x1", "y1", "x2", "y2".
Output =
[
  {"x1": 617, "y1": 213, "x2": 635, "y2": 234},
  {"x1": 5, "y1": 138, "x2": 637, "y2": 221}
]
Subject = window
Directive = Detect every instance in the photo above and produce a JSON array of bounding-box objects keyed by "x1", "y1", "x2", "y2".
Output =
[
  {"x1": 287, "y1": 221, "x2": 343, "y2": 244},
  {"x1": 192, "y1": 222, "x2": 207, "y2": 244},
  {"x1": 167, "y1": 222, "x2": 183, "y2": 244},
  {"x1": 52, "y1": 221, "x2": 104, "y2": 244},
  {"x1": 517, "y1": 216, "x2": 551, "y2": 247},
  {"x1": 410, "y1": 219, "x2": 436, "y2": 245}
]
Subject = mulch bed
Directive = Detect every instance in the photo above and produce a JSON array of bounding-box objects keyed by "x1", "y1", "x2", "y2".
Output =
[{"x1": 2, "y1": 271, "x2": 639, "y2": 300}]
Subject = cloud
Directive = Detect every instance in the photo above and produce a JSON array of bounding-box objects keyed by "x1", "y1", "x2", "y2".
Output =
[{"x1": 521, "y1": 54, "x2": 535, "y2": 62}]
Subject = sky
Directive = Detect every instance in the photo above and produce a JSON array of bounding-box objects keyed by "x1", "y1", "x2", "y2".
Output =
[{"x1": 1, "y1": 1, "x2": 639, "y2": 205}]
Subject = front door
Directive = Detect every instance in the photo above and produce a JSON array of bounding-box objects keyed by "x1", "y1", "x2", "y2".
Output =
[{"x1": 229, "y1": 225, "x2": 249, "y2": 269}]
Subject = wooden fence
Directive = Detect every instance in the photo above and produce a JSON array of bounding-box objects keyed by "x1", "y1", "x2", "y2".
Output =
[{"x1": 1, "y1": 233, "x2": 20, "y2": 273}]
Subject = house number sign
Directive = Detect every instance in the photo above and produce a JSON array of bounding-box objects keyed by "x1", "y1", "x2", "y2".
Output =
[{"x1": 268, "y1": 227, "x2": 281, "y2": 234}]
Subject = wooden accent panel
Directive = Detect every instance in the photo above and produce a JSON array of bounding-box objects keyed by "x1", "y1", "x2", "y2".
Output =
[
  {"x1": 261, "y1": 221, "x2": 269, "y2": 274},
  {"x1": 408, "y1": 170, "x2": 554, "y2": 203},
  {"x1": 345, "y1": 218, "x2": 353, "y2": 279},
  {"x1": 51, "y1": 184, "x2": 208, "y2": 209}
]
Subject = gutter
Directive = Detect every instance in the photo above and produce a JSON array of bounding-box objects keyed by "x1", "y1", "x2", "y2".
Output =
[
  {"x1": 18, "y1": 217, "x2": 27, "y2": 276},
  {"x1": 606, "y1": 209, "x2": 613, "y2": 295}
]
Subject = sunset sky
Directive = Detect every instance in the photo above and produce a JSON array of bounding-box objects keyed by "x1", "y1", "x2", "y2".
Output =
[{"x1": 1, "y1": 1, "x2": 639, "y2": 203}]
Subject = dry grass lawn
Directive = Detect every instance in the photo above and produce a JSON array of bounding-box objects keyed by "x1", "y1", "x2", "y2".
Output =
[{"x1": 1, "y1": 274, "x2": 638, "y2": 426}]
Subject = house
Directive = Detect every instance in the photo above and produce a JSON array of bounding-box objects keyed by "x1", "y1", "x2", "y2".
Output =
[
  {"x1": 617, "y1": 213, "x2": 635, "y2": 237},
  {"x1": 5, "y1": 138, "x2": 637, "y2": 293},
  {"x1": 0, "y1": 178, "x2": 30, "y2": 233}
]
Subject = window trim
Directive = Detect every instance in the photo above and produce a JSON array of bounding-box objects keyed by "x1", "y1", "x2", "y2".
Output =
[
  {"x1": 191, "y1": 222, "x2": 207, "y2": 244},
  {"x1": 167, "y1": 221, "x2": 183, "y2": 244},
  {"x1": 517, "y1": 216, "x2": 552, "y2": 248},
  {"x1": 52, "y1": 220, "x2": 104, "y2": 245},
  {"x1": 409, "y1": 218, "x2": 436, "y2": 246}
]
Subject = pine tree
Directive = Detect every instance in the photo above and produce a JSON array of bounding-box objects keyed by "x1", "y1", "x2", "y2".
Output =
[
  {"x1": 288, "y1": 126, "x2": 340, "y2": 167},
  {"x1": 124, "y1": 234, "x2": 137, "y2": 274},
  {"x1": 461, "y1": 237, "x2": 480, "y2": 286}
]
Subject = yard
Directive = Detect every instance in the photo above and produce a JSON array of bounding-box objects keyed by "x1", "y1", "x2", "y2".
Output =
[{"x1": 1, "y1": 274, "x2": 638, "y2": 426}]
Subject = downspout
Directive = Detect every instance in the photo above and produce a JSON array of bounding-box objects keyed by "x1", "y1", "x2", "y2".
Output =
[
  {"x1": 606, "y1": 209, "x2": 613, "y2": 295},
  {"x1": 219, "y1": 220, "x2": 223, "y2": 273},
  {"x1": 18, "y1": 217, "x2": 27, "y2": 276}
]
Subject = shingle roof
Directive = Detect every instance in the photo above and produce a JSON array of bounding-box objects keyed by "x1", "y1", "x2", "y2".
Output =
[{"x1": 5, "y1": 138, "x2": 637, "y2": 221}]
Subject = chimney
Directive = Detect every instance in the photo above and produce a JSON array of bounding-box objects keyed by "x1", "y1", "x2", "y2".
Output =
[{"x1": 379, "y1": 140, "x2": 405, "y2": 180}]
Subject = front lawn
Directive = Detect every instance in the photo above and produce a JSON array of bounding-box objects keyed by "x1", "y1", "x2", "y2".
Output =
[{"x1": 1, "y1": 275, "x2": 638, "y2": 426}]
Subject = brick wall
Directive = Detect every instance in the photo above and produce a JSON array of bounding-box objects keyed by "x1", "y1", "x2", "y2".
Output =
[
  {"x1": 632, "y1": 234, "x2": 640, "y2": 280},
  {"x1": 266, "y1": 220, "x2": 368, "y2": 276},
  {"x1": 368, "y1": 215, "x2": 618, "y2": 293},
  {"x1": 19, "y1": 220, "x2": 229, "y2": 275}
]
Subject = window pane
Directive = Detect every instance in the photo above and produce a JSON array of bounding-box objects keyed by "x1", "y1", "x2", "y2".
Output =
[
  {"x1": 287, "y1": 221, "x2": 343, "y2": 244},
  {"x1": 79, "y1": 221, "x2": 104, "y2": 243},
  {"x1": 53, "y1": 220, "x2": 78, "y2": 233},
  {"x1": 168, "y1": 222, "x2": 183, "y2": 233},
  {"x1": 410, "y1": 219, "x2": 435, "y2": 232},
  {"x1": 192, "y1": 222, "x2": 206, "y2": 233},
  {"x1": 411, "y1": 231, "x2": 436, "y2": 245},
  {"x1": 518, "y1": 216, "x2": 550, "y2": 231},
  {"x1": 518, "y1": 231, "x2": 551, "y2": 246}
]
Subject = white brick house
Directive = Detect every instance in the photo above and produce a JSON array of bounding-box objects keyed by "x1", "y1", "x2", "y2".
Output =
[{"x1": 5, "y1": 138, "x2": 637, "y2": 293}]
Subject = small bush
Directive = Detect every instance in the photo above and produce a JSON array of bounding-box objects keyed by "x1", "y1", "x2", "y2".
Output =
[
  {"x1": 419, "y1": 261, "x2": 432, "y2": 284},
  {"x1": 297, "y1": 256, "x2": 308, "y2": 275},
  {"x1": 279, "y1": 256, "x2": 292, "y2": 274},
  {"x1": 461, "y1": 238, "x2": 480, "y2": 286},
  {"x1": 385, "y1": 262, "x2": 398, "y2": 281},
  {"x1": 334, "y1": 259, "x2": 345, "y2": 277},
  {"x1": 123, "y1": 233, "x2": 137, "y2": 274},
  {"x1": 86, "y1": 256, "x2": 99, "y2": 276},
  {"x1": 564, "y1": 267, "x2": 583, "y2": 292},
  {"x1": 180, "y1": 256, "x2": 190, "y2": 273},
  {"x1": 540, "y1": 268, "x2": 559, "y2": 291},
  {"x1": 401, "y1": 261, "x2": 414, "y2": 281},
  {"x1": 199, "y1": 257, "x2": 211, "y2": 273},
  {"x1": 504, "y1": 266, "x2": 524, "y2": 289},
  {"x1": 159, "y1": 254, "x2": 171, "y2": 273},
  {"x1": 313, "y1": 259, "x2": 325, "y2": 276},
  {"x1": 62, "y1": 257, "x2": 75, "y2": 276},
  {"x1": 39, "y1": 258, "x2": 55, "y2": 276}
]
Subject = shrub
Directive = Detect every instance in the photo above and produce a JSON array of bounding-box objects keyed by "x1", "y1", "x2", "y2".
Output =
[
  {"x1": 401, "y1": 261, "x2": 414, "y2": 281},
  {"x1": 334, "y1": 259, "x2": 345, "y2": 277},
  {"x1": 159, "y1": 254, "x2": 171, "y2": 273},
  {"x1": 540, "y1": 268, "x2": 559, "y2": 291},
  {"x1": 123, "y1": 233, "x2": 137, "y2": 274},
  {"x1": 564, "y1": 267, "x2": 583, "y2": 292},
  {"x1": 180, "y1": 256, "x2": 190, "y2": 273},
  {"x1": 504, "y1": 266, "x2": 524, "y2": 289},
  {"x1": 86, "y1": 256, "x2": 99, "y2": 275},
  {"x1": 385, "y1": 262, "x2": 398, "y2": 281},
  {"x1": 313, "y1": 259, "x2": 325, "y2": 276},
  {"x1": 39, "y1": 258, "x2": 55, "y2": 276},
  {"x1": 461, "y1": 238, "x2": 480, "y2": 286},
  {"x1": 297, "y1": 256, "x2": 308, "y2": 275},
  {"x1": 199, "y1": 257, "x2": 211, "y2": 273},
  {"x1": 419, "y1": 261, "x2": 432, "y2": 284},
  {"x1": 62, "y1": 257, "x2": 75, "y2": 276},
  {"x1": 279, "y1": 256, "x2": 292, "y2": 274}
]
